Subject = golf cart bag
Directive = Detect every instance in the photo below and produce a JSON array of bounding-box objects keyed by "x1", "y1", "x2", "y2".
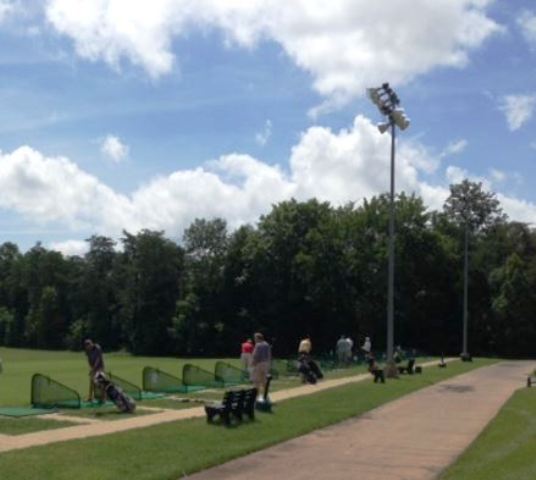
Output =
[
  {"x1": 94, "y1": 372, "x2": 136, "y2": 413},
  {"x1": 298, "y1": 355, "x2": 323, "y2": 384}
]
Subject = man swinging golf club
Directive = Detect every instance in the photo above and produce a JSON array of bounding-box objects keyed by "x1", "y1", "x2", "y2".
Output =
[{"x1": 84, "y1": 338, "x2": 105, "y2": 403}]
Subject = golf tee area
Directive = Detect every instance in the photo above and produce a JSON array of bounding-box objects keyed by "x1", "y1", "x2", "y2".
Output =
[{"x1": 0, "y1": 348, "x2": 534, "y2": 479}]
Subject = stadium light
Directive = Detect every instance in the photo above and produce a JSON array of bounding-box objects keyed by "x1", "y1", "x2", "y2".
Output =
[{"x1": 367, "y1": 82, "x2": 410, "y2": 378}]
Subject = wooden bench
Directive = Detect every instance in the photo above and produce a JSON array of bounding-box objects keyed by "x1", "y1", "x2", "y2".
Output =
[
  {"x1": 205, "y1": 387, "x2": 257, "y2": 426},
  {"x1": 234, "y1": 387, "x2": 257, "y2": 421},
  {"x1": 527, "y1": 376, "x2": 536, "y2": 388}
]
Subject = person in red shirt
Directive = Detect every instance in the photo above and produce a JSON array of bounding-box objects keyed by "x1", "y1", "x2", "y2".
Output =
[{"x1": 240, "y1": 338, "x2": 254, "y2": 373}]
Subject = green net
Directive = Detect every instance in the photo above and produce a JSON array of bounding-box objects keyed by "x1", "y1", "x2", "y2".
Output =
[
  {"x1": 214, "y1": 361, "x2": 249, "y2": 386},
  {"x1": 318, "y1": 356, "x2": 338, "y2": 371},
  {"x1": 271, "y1": 358, "x2": 299, "y2": 377},
  {"x1": 31, "y1": 373, "x2": 81, "y2": 409},
  {"x1": 142, "y1": 366, "x2": 187, "y2": 394},
  {"x1": 108, "y1": 372, "x2": 142, "y2": 400},
  {"x1": 183, "y1": 364, "x2": 223, "y2": 389}
]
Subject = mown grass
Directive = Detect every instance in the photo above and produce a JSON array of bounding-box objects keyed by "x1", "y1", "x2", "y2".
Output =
[
  {"x1": 0, "y1": 346, "x2": 375, "y2": 407},
  {"x1": 0, "y1": 347, "x2": 248, "y2": 407},
  {"x1": 0, "y1": 417, "x2": 74, "y2": 435},
  {"x1": 440, "y1": 386, "x2": 536, "y2": 480},
  {"x1": 0, "y1": 358, "x2": 495, "y2": 480},
  {"x1": 60, "y1": 406, "x2": 156, "y2": 420}
]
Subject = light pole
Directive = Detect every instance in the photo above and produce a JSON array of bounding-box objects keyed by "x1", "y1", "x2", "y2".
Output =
[
  {"x1": 462, "y1": 220, "x2": 469, "y2": 358},
  {"x1": 461, "y1": 196, "x2": 472, "y2": 362},
  {"x1": 367, "y1": 83, "x2": 410, "y2": 376}
]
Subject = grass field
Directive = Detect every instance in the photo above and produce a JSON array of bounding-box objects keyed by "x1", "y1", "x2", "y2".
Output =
[
  {"x1": 0, "y1": 347, "x2": 376, "y2": 407},
  {"x1": 0, "y1": 417, "x2": 75, "y2": 435},
  {"x1": 0, "y1": 347, "x2": 249, "y2": 407},
  {"x1": 0, "y1": 357, "x2": 495, "y2": 480},
  {"x1": 440, "y1": 386, "x2": 536, "y2": 480}
]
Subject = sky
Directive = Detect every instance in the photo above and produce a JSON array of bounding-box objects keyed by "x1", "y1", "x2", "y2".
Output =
[{"x1": 0, "y1": 0, "x2": 535, "y2": 255}]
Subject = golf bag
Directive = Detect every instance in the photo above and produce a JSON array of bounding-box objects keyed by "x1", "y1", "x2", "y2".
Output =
[
  {"x1": 94, "y1": 372, "x2": 136, "y2": 413},
  {"x1": 298, "y1": 354, "x2": 323, "y2": 384}
]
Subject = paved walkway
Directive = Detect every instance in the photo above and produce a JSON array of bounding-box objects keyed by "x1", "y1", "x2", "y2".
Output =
[
  {"x1": 0, "y1": 359, "x2": 446, "y2": 454},
  {"x1": 187, "y1": 361, "x2": 534, "y2": 480}
]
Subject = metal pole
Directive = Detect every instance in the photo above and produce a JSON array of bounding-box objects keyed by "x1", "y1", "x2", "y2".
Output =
[
  {"x1": 387, "y1": 120, "x2": 395, "y2": 364},
  {"x1": 462, "y1": 222, "x2": 469, "y2": 356}
]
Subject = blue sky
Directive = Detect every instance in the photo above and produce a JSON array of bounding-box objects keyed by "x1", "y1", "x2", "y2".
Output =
[{"x1": 0, "y1": 0, "x2": 535, "y2": 255}]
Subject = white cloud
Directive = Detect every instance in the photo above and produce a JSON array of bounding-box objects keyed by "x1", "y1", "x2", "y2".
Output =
[
  {"x1": 518, "y1": 10, "x2": 536, "y2": 48},
  {"x1": 0, "y1": 117, "x2": 442, "y2": 237},
  {"x1": 489, "y1": 168, "x2": 506, "y2": 183},
  {"x1": 255, "y1": 119, "x2": 272, "y2": 146},
  {"x1": 499, "y1": 94, "x2": 536, "y2": 131},
  {"x1": 445, "y1": 165, "x2": 468, "y2": 185},
  {"x1": 445, "y1": 164, "x2": 490, "y2": 189},
  {"x1": 101, "y1": 135, "x2": 129, "y2": 162},
  {"x1": 440, "y1": 139, "x2": 468, "y2": 158},
  {"x1": 2, "y1": 114, "x2": 536, "y2": 241},
  {"x1": 49, "y1": 239, "x2": 89, "y2": 257},
  {"x1": 0, "y1": 0, "x2": 15, "y2": 23},
  {"x1": 0, "y1": 146, "x2": 137, "y2": 234},
  {"x1": 497, "y1": 194, "x2": 536, "y2": 226},
  {"x1": 46, "y1": 0, "x2": 501, "y2": 109}
]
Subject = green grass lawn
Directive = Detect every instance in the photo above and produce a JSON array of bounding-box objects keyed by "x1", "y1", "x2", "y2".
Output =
[
  {"x1": 0, "y1": 347, "x2": 375, "y2": 407},
  {"x1": 0, "y1": 347, "x2": 250, "y2": 407},
  {"x1": 59, "y1": 406, "x2": 156, "y2": 420},
  {"x1": 440, "y1": 387, "x2": 536, "y2": 480},
  {"x1": 0, "y1": 358, "x2": 495, "y2": 480},
  {"x1": 0, "y1": 417, "x2": 75, "y2": 435}
]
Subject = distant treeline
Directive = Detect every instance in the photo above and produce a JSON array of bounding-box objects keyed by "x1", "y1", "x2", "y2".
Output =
[{"x1": 0, "y1": 180, "x2": 534, "y2": 358}]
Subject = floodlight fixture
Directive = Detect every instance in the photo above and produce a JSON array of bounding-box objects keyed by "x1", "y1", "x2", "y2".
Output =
[
  {"x1": 391, "y1": 108, "x2": 410, "y2": 130},
  {"x1": 377, "y1": 122, "x2": 390, "y2": 134}
]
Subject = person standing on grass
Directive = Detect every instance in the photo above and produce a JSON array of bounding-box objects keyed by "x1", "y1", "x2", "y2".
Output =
[
  {"x1": 298, "y1": 334, "x2": 312, "y2": 357},
  {"x1": 336, "y1": 335, "x2": 349, "y2": 364},
  {"x1": 251, "y1": 332, "x2": 271, "y2": 399},
  {"x1": 298, "y1": 334, "x2": 323, "y2": 380},
  {"x1": 240, "y1": 338, "x2": 254, "y2": 373},
  {"x1": 361, "y1": 336, "x2": 372, "y2": 362},
  {"x1": 84, "y1": 338, "x2": 105, "y2": 402},
  {"x1": 346, "y1": 336, "x2": 354, "y2": 360}
]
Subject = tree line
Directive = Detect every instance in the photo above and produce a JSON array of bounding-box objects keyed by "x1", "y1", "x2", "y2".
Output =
[{"x1": 0, "y1": 180, "x2": 534, "y2": 358}]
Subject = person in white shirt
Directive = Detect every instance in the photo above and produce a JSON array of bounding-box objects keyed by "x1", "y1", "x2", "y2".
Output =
[{"x1": 361, "y1": 336, "x2": 372, "y2": 361}]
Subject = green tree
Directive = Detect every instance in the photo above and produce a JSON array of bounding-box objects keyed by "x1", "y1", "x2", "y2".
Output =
[
  {"x1": 116, "y1": 230, "x2": 183, "y2": 355},
  {"x1": 171, "y1": 218, "x2": 228, "y2": 355},
  {"x1": 76, "y1": 236, "x2": 121, "y2": 348},
  {"x1": 443, "y1": 180, "x2": 506, "y2": 356}
]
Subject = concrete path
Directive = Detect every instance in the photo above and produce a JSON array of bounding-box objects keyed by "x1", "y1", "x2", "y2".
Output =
[
  {"x1": 187, "y1": 361, "x2": 534, "y2": 480},
  {"x1": 0, "y1": 359, "x2": 447, "y2": 453}
]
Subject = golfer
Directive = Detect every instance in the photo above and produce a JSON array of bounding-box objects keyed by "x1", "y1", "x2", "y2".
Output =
[
  {"x1": 84, "y1": 338, "x2": 105, "y2": 402},
  {"x1": 240, "y1": 338, "x2": 254, "y2": 373},
  {"x1": 251, "y1": 332, "x2": 271, "y2": 400}
]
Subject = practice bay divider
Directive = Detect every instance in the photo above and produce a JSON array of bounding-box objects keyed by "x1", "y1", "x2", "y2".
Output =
[
  {"x1": 142, "y1": 366, "x2": 205, "y2": 394},
  {"x1": 183, "y1": 364, "x2": 224, "y2": 389},
  {"x1": 108, "y1": 372, "x2": 143, "y2": 400},
  {"x1": 214, "y1": 361, "x2": 249, "y2": 386},
  {"x1": 271, "y1": 358, "x2": 299, "y2": 379},
  {"x1": 31, "y1": 373, "x2": 81, "y2": 409}
]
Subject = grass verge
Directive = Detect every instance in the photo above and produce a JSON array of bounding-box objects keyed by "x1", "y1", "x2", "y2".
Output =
[
  {"x1": 0, "y1": 358, "x2": 495, "y2": 480},
  {"x1": 0, "y1": 417, "x2": 75, "y2": 435},
  {"x1": 440, "y1": 386, "x2": 536, "y2": 480}
]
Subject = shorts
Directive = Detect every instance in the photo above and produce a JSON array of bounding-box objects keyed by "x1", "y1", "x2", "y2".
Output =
[{"x1": 251, "y1": 361, "x2": 270, "y2": 384}]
